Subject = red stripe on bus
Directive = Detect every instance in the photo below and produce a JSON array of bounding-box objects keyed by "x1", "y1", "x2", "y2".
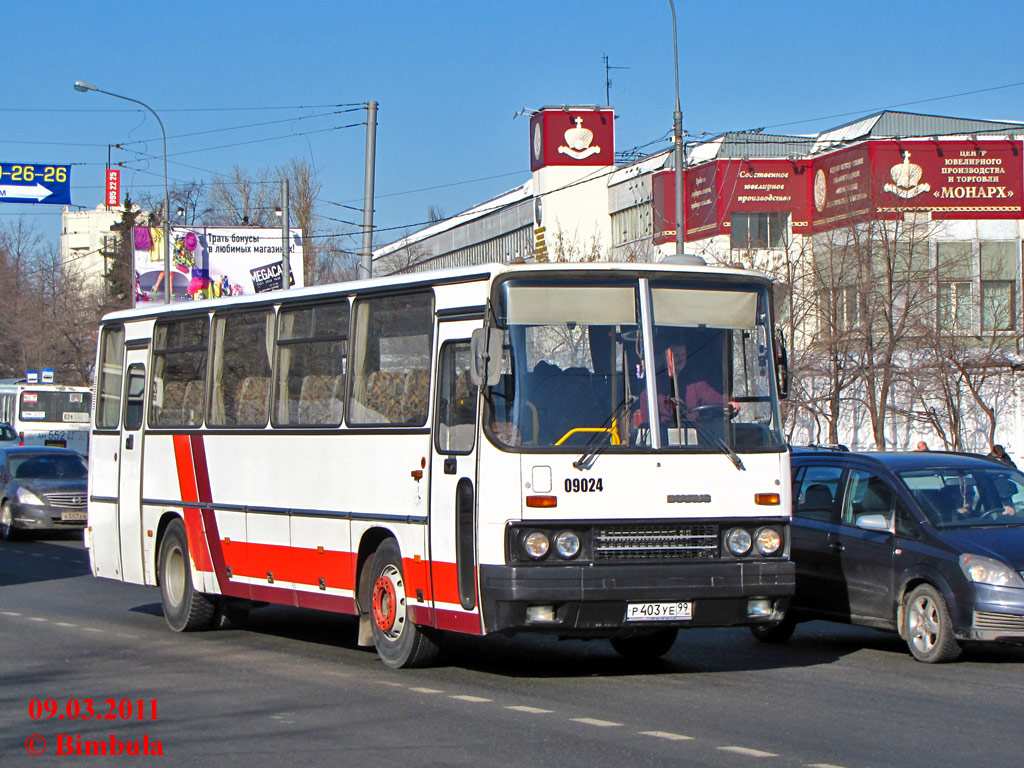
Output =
[
  {"x1": 221, "y1": 540, "x2": 357, "y2": 590},
  {"x1": 434, "y1": 607, "x2": 483, "y2": 635},
  {"x1": 171, "y1": 434, "x2": 213, "y2": 573},
  {"x1": 429, "y1": 560, "x2": 461, "y2": 604}
]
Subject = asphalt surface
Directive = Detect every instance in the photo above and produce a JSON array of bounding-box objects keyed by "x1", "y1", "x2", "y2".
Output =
[{"x1": 2, "y1": 535, "x2": 1022, "y2": 767}]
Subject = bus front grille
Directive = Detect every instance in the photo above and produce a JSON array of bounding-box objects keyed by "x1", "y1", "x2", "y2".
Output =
[{"x1": 594, "y1": 524, "x2": 719, "y2": 561}]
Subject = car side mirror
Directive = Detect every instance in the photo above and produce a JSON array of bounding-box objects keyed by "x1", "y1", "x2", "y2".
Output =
[{"x1": 856, "y1": 513, "x2": 890, "y2": 532}]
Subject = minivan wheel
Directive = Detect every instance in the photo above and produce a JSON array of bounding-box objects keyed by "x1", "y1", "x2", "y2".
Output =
[{"x1": 904, "y1": 584, "x2": 961, "y2": 663}]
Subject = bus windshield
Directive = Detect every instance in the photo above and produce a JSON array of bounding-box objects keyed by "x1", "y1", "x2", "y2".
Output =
[
  {"x1": 18, "y1": 389, "x2": 92, "y2": 424},
  {"x1": 484, "y1": 275, "x2": 784, "y2": 453}
]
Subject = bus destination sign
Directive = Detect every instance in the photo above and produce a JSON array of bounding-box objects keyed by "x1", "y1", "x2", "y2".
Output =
[{"x1": 0, "y1": 163, "x2": 71, "y2": 204}]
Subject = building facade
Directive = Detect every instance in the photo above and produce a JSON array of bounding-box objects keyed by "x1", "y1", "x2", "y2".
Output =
[{"x1": 374, "y1": 107, "x2": 1024, "y2": 456}]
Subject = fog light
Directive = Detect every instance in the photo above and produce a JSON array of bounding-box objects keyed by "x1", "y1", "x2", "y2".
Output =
[
  {"x1": 526, "y1": 605, "x2": 556, "y2": 623},
  {"x1": 747, "y1": 599, "x2": 772, "y2": 618}
]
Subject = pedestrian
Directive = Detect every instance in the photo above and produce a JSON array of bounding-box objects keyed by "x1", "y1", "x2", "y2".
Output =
[
  {"x1": 988, "y1": 444, "x2": 1017, "y2": 468},
  {"x1": 914, "y1": 441, "x2": 929, "y2": 451}
]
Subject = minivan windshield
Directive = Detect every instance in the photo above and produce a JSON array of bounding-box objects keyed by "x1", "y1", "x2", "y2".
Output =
[
  {"x1": 899, "y1": 467, "x2": 1024, "y2": 528},
  {"x1": 483, "y1": 275, "x2": 784, "y2": 453}
]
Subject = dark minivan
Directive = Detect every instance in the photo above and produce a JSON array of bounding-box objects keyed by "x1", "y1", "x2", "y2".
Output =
[{"x1": 752, "y1": 448, "x2": 1024, "y2": 662}]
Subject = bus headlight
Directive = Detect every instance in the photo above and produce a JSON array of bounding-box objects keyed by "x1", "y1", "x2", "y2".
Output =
[
  {"x1": 554, "y1": 530, "x2": 580, "y2": 559},
  {"x1": 725, "y1": 528, "x2": 752, "y2": 556},
  {"x1": 16, "y1": 487, "x2": 44, "y2": 506},
  {"x1": 523, "y1": 531, "x2": 550, "y2": 559},
  {"x1": 754, "y1": 527, "x2": 782, "y2": 556}
]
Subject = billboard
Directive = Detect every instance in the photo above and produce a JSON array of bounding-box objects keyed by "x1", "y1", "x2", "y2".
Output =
[{"x1": 133, "y1": 226, "x2": 303, "y2": 304}]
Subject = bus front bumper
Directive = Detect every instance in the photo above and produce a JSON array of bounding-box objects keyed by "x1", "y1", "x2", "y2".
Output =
[{"x1": 478, "y1": 560, "x2": 795, "y2": 635}]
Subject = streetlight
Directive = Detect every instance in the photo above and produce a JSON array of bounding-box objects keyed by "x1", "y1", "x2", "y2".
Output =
[
  {"x1": 667, "y1": 1, "x2": 687, "y2": 260},
  {"x1": 74, "y1": 80, "x2": 171, "y2": 305}
]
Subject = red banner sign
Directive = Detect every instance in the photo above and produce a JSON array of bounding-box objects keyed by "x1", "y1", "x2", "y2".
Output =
[
  {"x1": 529, "y1": 108, "x2": 615, "y2": 171},
  {"x1": 106, "y1": 169, "x2": 120, "y2": 207}
]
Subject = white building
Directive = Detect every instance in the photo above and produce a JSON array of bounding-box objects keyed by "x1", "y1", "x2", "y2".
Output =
[{"x1": 59, "y1": 204, "x2": 122, "y2": 290}]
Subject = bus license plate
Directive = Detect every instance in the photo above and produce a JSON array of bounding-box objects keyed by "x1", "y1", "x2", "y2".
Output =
[
  {"x1": 625, "y1": 601, "x2": 692, "y2": 622},
  {"x1": 61, "y1": 511, "x2": 87, "y2": 522}
]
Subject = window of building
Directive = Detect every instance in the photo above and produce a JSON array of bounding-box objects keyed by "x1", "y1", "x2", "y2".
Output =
[
  {"x1": 937, "y1": 241, "x2": 974, "y2": 332},
  {"x1": 611, "y1": 203, "x2": 653, "y2": 246},
  {"x1": 730, "y1": 212, "x2": 788, "y2": 249},
  {"x1": 980, "y1": 241, "x2": 1017, "y2": 332}
]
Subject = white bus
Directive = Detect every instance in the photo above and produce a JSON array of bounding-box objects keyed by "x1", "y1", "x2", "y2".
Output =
[
  {"x1": 87, "y1": 262, "x2": 794, "y2": 668},
  {"x1": 0, "y1": 381, "x2": 93, "y2": 456}
]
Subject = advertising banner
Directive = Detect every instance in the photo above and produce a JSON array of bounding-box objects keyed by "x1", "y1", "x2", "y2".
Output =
[
  {"x1": 105, "y1": 169, "x2": 120, "y2": 208},
  {"x1": 873, "y1": 140, "x2": 1023, "y2": 219},
  {"x1": 717, "y1": 159, "x2": 810, "y2": 234},
  {"x1": 809, "y1": 145, "x2": 873, "y2": 232},
  {"x1": 529, "y1": 108, "x2": 615, "y2": 171},
  {"x1": 133, "y1": 226, "x2": 303, "y2": 304}
]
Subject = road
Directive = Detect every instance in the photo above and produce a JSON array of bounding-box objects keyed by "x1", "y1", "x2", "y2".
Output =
[{"x1": 2, "y1": 535, "x2": 1022, "y2": 767}]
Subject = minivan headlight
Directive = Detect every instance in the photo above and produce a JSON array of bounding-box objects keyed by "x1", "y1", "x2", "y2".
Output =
[
  {"x1": 16, "y1": 487, "x2": 44, "y2": 506},
  {"x1": 959, "y1": 554, "x2": 1024, "y2": 588}
]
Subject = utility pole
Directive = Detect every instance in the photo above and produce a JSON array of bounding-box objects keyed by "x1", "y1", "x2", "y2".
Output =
[
  {"x1": 359, "y1": 101, "x2": 378, "y2": 280},
  {"x1": 280, "y1": 178, "x2": 290, "y2": 290}
]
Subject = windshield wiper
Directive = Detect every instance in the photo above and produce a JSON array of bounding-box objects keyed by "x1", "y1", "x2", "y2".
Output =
[
  {"x1": 667, "y1": 400, "x2": 745, "y2": 471},
  {"x1": 574, "y1": 395, "x2": 635, "y2": 471}
]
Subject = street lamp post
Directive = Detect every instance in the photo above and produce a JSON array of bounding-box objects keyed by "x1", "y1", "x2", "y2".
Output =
[
  {"x1": 74, "y1": 80, "x2": 171, "y2": 305},
  {"x1": 667, "y1": 0, "x2": 685, "y2": 258}
]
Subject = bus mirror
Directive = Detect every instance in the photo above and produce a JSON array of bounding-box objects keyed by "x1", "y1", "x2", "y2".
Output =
[{"x1": 470, "y1": 328, "x2": 501, "y2": 387}]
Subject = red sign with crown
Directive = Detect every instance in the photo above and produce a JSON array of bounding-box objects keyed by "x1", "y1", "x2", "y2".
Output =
[{"x1": 529, "y1": 108, "x2": 615, "y2": 171}]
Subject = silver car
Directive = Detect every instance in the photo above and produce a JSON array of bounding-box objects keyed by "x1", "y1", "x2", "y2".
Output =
[{"x1": 0, "y1": 447, "x2": 88, "y2": 540}]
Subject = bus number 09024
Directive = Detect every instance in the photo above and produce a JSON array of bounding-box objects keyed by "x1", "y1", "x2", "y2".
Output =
[{"x1": 565, "y1": 477, "x2": 603, "y2": 493}]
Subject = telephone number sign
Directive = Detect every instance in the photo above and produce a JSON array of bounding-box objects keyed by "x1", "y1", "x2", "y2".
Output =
[{"x1": 0, "y1": 163, "x2": 71, "y2": 204}]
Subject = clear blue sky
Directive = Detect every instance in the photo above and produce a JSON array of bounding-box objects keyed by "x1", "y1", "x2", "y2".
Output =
[{"x1": 3, "y1": 0, "x2": 1023, "y2": 252}]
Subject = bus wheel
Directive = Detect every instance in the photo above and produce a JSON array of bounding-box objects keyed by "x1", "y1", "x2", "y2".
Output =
[
  {"x1": 611, "y1": 628, "x2": 678, "y2": 660},
  {"x1": 158, "y1": 519, "x2": 216, "y2": 632},
  {"x1": 369, "y1": 539, "x2": 440, "y2": 668},
  {"x1": 1, "y1": 502, "x2": 18, "y2": 540}
]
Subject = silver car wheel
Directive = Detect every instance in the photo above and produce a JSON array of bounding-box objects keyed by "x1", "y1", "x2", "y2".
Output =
[{"x1": 907, "y1": 593, "x2": 940, "y2": 655}]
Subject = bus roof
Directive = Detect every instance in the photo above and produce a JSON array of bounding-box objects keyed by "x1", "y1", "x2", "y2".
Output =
[{"x1": 98, "y1": 260, "x2": 773, "y2": 325}]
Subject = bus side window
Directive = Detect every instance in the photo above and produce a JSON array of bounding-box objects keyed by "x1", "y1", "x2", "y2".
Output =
[{"x1": 436, "y1": 342, "x2": 476, "y2": 454}]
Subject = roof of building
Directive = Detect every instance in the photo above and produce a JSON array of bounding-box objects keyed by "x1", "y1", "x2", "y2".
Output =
[{"x1": 812, "y1": 110, "x2": 1024, "y2": 153}]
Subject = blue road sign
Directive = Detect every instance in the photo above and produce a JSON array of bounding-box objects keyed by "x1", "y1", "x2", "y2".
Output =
[{"x1": 0, "y1": 163, "x2": 71, "y2": 205}]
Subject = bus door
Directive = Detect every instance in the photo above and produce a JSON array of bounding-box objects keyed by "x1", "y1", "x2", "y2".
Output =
[
  {"x1": 117, "y1": 353, "x2": 148, "y2": 584},
  {"x1": 429, "y1": 320, "x2": 483, "y2": 632}
]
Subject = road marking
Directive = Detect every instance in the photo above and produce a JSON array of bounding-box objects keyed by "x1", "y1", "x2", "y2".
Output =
[
  {"x1": 2, "y1": 611, "x2": 23, "y2": 616},
  {"x1": 505, "y1": 705, "x2": 552, "y2": 714},
  {"x1": 807, "y1": 764, "x2": 847, "y2": 768},
  {"x1": 27, "y1": 617, "x2": 48, "y2": 622},
  {"x1": 83, "y1": 627, "x2": 103, "y2": 633},
  {"x1": 409, "y1": 687, "x2": 442, "y2": 694},
  {"x1": 377, "y1": 681, "x2": 404, "y2": 687},
  {"x1": 640, "y1": 731, "x2": 694, "y2": 741},
  {"x1": 116, "y1": 633, "x2": 139, "y2": 639},
  {"x1": 572, "y1": 718, "x2": 622, "y2": 727},
  {"x1": 55, "y1": 622, "x2": 77, "y2": 627},
  {"x1": 450, "y1": 695, "x2": 492, "y2": 703},
  {"x1": 718, "y1": 746, "x2": 778, "y2": 758}
]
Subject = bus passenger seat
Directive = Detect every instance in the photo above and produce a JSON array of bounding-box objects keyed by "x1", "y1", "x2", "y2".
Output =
[
  {"x1": 298, "y1": 375, "x2": 337, "y2": 424},
  {"x1": 235, "y1": 376, "x2": 271, "y2": 425}
]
